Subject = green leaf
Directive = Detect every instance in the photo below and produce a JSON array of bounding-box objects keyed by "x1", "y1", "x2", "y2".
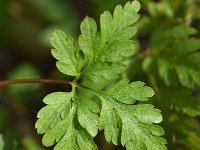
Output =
[
  {"x1": 146, "y1": 24, "x2": 200, "y2": 87},
  {"x1": 35, "y1": 92, "x2": 97, "y2": 150},
  {"x1": 50, "y1": 30, "x2": 83, "y2": 76},
  {"x1": 35, "y1": 92, "x2": 72, "y2": 140},
  {"x1": 177, "y1": 131, "x2": 200, "y2": 150},
  {"x1": 50, "y1": 116, "x2": 97, "y2": 150},
  {"x1": 92, "y1": 80, "x2": 166, "y2": 150},
  {"x1": 158, "y1": 47, "x2": 200, "y2": 88},
  {"x1": 163, "y1": 113, "x2": 200, "y2": 150},
  {"x1": 99, "y1": 40, "x2": 136, "y2": 62},
  {"x1": 77, "y1": 99, "x2": 100, "y2": 137},
  {"x1": 98, "y1": 100, "x2": 121, "y2": 145},
  {"x1": 172, "y1": 25, "x2": 196, "y2": 38},
  {"x1": 150, "y1": 24, "x2": 196, "y2": 51},
  {"x1": 84, "y1": 63, "x2": 126, "y2": 84},
  {"x1": 107, "y1": 79, "x2": 154, "y2": 104},
  {"x1": 37, "y1": 1, "x2": 167, "y2": 150},
  {"x1": 160, "y1": 87, "x2": 200, "y2": 116},
  {"x1": 170, "y1": 38, "x2": 200, "y2": 55},
  {"x1": 80, "y1": 1, "x2": 140, "y2": 84},
  {"x1": 78, "y1": 17, "x2": 98, "y2": 62}
]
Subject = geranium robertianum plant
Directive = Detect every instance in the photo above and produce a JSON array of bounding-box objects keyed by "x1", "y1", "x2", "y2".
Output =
[{"x1": 1, "y1": 0, "x2": 200, "y2": 149}]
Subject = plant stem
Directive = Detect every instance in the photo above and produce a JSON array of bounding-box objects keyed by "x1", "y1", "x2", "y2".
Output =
[{"x1": 0, "y1": 79, "x2": 72, "y2": 86}]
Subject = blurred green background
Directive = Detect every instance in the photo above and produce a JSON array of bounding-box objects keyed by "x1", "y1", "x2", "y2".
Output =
[{"x1": 1, "y1": 0, "x2": 200, "y2": 149}]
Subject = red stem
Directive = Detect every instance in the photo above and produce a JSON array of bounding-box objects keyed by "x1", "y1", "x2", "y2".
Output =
[{"x1": 0, "y1": 79, "x2": 72, "y2": 86}]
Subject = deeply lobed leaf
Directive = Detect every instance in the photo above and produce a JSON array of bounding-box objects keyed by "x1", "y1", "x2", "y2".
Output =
[
  {"x1": 36, "y1": 1, "x2": 167, "y2": 150},
  {"x1": 36, "y1": 92, "x2": 72, "y2": 136},
  {"x1": 79, "y1": 1, "x2": 140, "y2": 84},
  {"x1": 50, "y1": 30, "x2": 83, "y2": 77},
  {"x1": 84, "y1": 63, "x2": 125, "y2": 84},
  {"x1": 35, "y1": 92, "x2": 98, "y2": 150},
  {"x1": 77, "y1": 99, "x2": 100, "y2": 137},
  {"x1": 91, "y1": 80, "x2": 166, "y2": 150},
  {"x1": 107, "y1": 79, "x2": 154, "y2": 104}
]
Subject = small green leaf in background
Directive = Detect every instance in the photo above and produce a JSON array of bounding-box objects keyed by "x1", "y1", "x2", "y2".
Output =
[
  {"x1": 8, "y1": 64, "x2": 41, "y2": 95},
  {"x1": 160, "y1": 87, "x2": 200, "y2": 117},
  {"x1": 22, "y1": 136, "x2": 44, "y2": 150},
  {"x1": 163, "y1": 113, "x2": 200, "y2": 150},
  {"x1": 144, "y1": 24, "x2": 200, "y2": 88},
  {"x1": 7, "y1": 63, "x2": 42, "y2": 107},
  {"x1": 2, "y1": 130, "x2": 21, "y2": 150}
]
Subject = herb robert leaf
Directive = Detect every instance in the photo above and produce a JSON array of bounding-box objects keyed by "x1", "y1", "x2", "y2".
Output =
[
  {"x1": 50, "y1": 30, "x2": 83, "y2": 77},
  {"x1": 90, "y1": 80, "x2": 167, "y2": 150},
  {"x1": 35, "y1": 1, "x2": 166, "y2": 150},
  {"x1": 79, "y1": 1, "x2": 140, "y2": 84}
]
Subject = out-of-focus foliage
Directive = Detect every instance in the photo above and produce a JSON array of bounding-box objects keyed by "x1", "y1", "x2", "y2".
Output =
[
  {"x1": 23, "y1": 0, "x2": 80, "y2": 46},
  {"x1": 0, "y1": 134, "x2": 4, "y2": 150},
  {"x1": 134, "y1": 0, "x2": 200, "y2": 149},
  {"x1": 1, "y1": 130, "x2": 21, "y2": 150},
  {"x1": 22, "y1": 136, "x2": 44, "y2": 150},
  {"x1": 8, "y1": 64, "x2": 42, "y2": 104}
]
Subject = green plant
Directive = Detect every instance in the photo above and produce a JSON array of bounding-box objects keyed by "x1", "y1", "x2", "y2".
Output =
[
  {"x1": 34, "y1": 1, "x2": 167, "y2": 149},
  {"x1": 1, "y1": 0, "x2": 200, "y2": 150}
]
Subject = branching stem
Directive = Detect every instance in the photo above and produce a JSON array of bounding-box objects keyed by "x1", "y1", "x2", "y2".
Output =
[{"x1": 0, "y1": 79, "x2": 72, "y2": 86}]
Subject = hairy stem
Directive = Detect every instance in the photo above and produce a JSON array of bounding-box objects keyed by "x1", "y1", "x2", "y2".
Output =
[{"x1": 0, "y1": 79, "x2": 72, "y2": 86}]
